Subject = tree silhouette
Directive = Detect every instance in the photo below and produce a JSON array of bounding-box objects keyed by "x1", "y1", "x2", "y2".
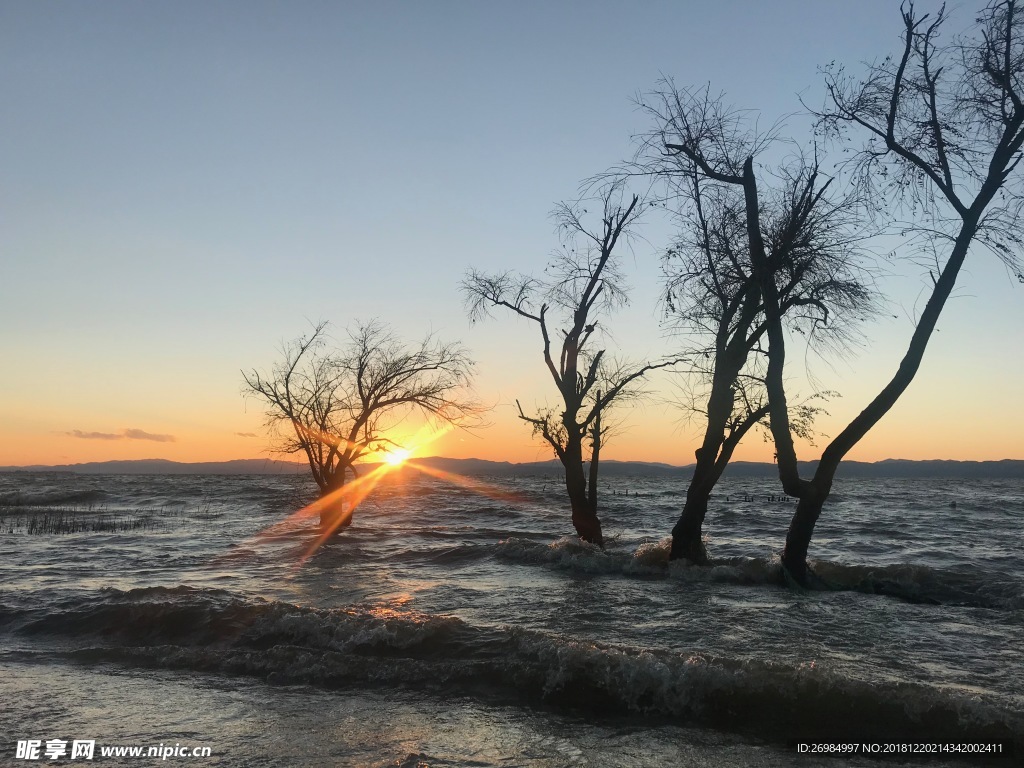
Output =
[
  {"x1": 243, "y1": 320, "x2": 478, "y2": 531},
  {"x1": 766, "y1": 0, "x2": 1024, "y2": 583},
  {"x1": 463, "y1": 187, "x2": 681, "y2": 546},
  {"x1": 628, "y1": 82, "x2": 875, "y2": 563}
]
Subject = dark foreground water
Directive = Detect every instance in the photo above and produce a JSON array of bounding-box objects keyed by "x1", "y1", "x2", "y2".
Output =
[{"x1": 0, "y1": 469, "x2": 1021, "y2": 766}]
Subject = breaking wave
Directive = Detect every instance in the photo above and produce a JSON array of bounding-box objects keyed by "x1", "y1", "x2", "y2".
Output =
[
  {"x1": 495, "y1": 536, "x2": 674, "y2": 577},
  {"x1": 494, "y1": 537, "x2": 1024, "y2": 608},
  {"x1": 5, "y1": 586, "x2": 1021, "y2": 749},
  {"x1": 809, "y1": 560, "x2": 1024, "y2": 610}
]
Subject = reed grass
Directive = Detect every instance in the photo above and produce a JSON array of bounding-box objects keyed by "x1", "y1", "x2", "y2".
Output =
[{"x1": 0, "y1": 503, "x2": 167, "y2": 534}]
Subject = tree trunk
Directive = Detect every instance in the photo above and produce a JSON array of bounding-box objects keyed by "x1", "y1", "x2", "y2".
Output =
[
  {"x1": 563, "y1": 436, "x2": 604, "y2": 547},
  {"x1": 671, "y1": 489, "x2": 710, "y2": 563},
  {"x1": 319, "y1": 474, "x2": 352, "y2": 532},
  {"x1": 671, "y1": 390, "x2": 729, "y2": 564},
  {"x1": 669, "y1": 358, "x2": 743, "y2": 563},
  {"x1": 780, "y1": 491, "x2": 824, "y2": 584},
  {"x1": 671, "y1": 451, "x2": 716, "y2": 563},
  {"x1": 570, "y1": 491, "x2": 604, "y2": 547},
  {"x1": 776, "y1": 219, "x2": 980, "y2": 583}
]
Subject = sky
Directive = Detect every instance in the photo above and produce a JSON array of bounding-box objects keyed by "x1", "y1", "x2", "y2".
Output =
[{"x1": 1, "y1": 0, "x2": 1021, "y2": 468}]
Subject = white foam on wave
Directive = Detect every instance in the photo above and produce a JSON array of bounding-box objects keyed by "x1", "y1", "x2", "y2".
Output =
[
  {"x1": 494, "y1": 536, "x2": 1024, "y2": 608},
  {"x1": 495, "y1": 535, "x2": 681, "y2": 578},
  {"x1": 495, "y1": 536, "x2": 782, "y2": 586}
]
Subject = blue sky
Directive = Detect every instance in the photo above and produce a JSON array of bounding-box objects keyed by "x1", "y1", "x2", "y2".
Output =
[{"x1": 2, "y1": 0, "x2": 1021, "y2": 465}]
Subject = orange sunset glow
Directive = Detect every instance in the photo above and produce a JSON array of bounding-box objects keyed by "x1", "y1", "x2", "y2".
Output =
[{"x1": 3, "y1": 390, "x2": 1024, "y2": 469}]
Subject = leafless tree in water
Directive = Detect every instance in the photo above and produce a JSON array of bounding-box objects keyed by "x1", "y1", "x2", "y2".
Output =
[
  {"x1": 624, "y1": 82, "x2": 875, "y2": 563},
  {"x1": 244, "y1": 320, "x2": 478, "y2": 531},
  {"x1": 463, "y1": 186, "x2": 682, "y2": 546},
  {"x1": 765, "y1": 0, "x2": 1024, "y2": 583}
]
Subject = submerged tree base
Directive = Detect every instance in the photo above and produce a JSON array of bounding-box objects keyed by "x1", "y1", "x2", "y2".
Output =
[
  {"x1": 779, "y1": 554, "x2": 839, "y2": 591},
  {"x1": 319, "y1": 504, "x2": 352, "y2": 534},
  {"x1": 779, "y1": 556, "x2": 814, "y2": 589},
  {"x1": 571, "y1": 512, "x2": 605, "y2": 549},
  {"x1": 669, "y1": 534, "x2": 710, "y2": 565}
]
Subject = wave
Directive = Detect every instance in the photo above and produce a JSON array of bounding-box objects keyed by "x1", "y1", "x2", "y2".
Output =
[
  {"x1": 496, "y1": 536, "x2": 674, "y2": 577},
  {"x1": 495, "y1": 536, "x2": 779, "y2": 584},
  {"x1": 808, "y1": 560, "x2": 1024, "y2": 610},
  {"x1": 0, "y1": 489, "x2": 108, "y2": 507},
  {"x1": 492, "y1": 537, "x2": 1024, "y2": 609},
  {"x1": 5, "y1": 586, "x2": 1021, "y2": 748}
]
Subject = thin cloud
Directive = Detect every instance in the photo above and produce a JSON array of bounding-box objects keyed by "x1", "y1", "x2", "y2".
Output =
[
  {"x1": 65, "y1": 428, "x2": 177, "y2": 443},
  {"x1": 235, "y1": 432, "x2": 259, "y2": 438},
  {"x1": 122, "y1": 428, "x2": 176, "y2": 443},
  {"x1": 66, "y1": 430, "x2": 122, "y2": 440}
]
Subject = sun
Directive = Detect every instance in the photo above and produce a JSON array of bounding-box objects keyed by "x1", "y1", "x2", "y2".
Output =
[{"x1": 383, "y1": 448, "x2": 411, "y2": 466}]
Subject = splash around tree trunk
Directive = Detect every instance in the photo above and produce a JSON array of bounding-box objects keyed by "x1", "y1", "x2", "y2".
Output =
[
  {"x1": 670, "y1": 492, "x2": 712, "y2": 564},
  {"x1": 670, "y1": 519, "x2": 709, "y2": 565},
  {"x1": 570, "y1": 508, "x2": 604, "y2": 548}
]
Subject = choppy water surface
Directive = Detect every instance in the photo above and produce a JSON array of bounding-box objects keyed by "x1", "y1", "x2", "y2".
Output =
[{"x1": 1, "y1": 470, "x2": 1021, "y2": 766}]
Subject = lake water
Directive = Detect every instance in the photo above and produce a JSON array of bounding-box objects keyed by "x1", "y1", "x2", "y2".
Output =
[{"x1": 1, "y1": 469, "x2": 1021, "y2": 766}]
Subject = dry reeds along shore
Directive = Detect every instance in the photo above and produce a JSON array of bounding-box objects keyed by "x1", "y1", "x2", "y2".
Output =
[{"x1": 0, "y1": 500, "x2": 217, "y2": 534}]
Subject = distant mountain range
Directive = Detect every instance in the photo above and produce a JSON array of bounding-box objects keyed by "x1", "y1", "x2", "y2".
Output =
[{"x1": 2, "y1": 456, "x2": 1023, "y2": 478}]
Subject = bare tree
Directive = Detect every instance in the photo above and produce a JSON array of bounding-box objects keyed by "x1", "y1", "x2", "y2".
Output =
[
  {"x1": 630, "y1": 83, "x2": 875, "y2": 563},
  {"x1": 759, "y1": 0, "x2": 1024, "y2": 583},
  {"x1": 462, "y1": 188, "x2": 681, "y2": 546},
  {"x1": 660, "y1": 172, "x2": 772, "y2": 563},
  {"x1": 243, "y1": 320, "x2": 478, "y2": 532}
]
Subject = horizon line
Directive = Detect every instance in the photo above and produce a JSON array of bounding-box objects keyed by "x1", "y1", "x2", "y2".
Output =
[{"x1": 3, "y1": 455, "x2": 1024, "y2": 470}]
